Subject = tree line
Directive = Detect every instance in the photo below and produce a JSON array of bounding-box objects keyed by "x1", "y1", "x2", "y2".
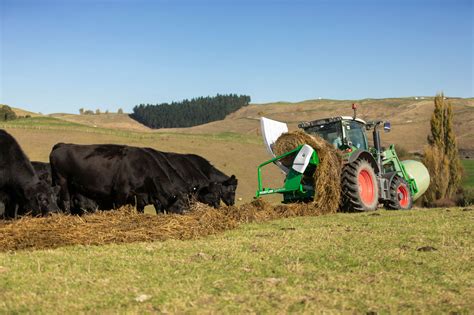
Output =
[
  {"x1": 79, "y1": 108, "x2": 124, "y2": 115},
  {"x1": 130, "y1": 94, "x2": 251, "y2": 129}
]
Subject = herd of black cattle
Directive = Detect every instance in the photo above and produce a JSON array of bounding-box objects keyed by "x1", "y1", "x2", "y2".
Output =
[{"x1": 0, "y1": 129, "x2": 238, "y2": 219}]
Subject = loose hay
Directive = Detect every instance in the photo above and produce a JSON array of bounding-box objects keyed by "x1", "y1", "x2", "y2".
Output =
[
  {"x1": 273, "y1": 131, "x2": 343, "y2": 213},
  {"x1": 0, "y1": 200, "x2": 328, "y2": 252}
]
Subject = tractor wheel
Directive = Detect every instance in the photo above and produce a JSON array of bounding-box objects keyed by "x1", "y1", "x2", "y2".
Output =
[
  {"x1": 341, "y1": 159, "x2": 379, "y2": 211},
  {"x1": 384, "y1": 176, "x2": 413, "y2": 210}
]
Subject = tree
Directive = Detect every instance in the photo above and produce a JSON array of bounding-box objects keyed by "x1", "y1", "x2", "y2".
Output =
[
  {"x1": 95, "y1": 109, "x2": 101, "y2": 115},
  {"x1": 129, "y1": 94, "x2": 251, "y2": 129},
  {"x1": 422, "y1": 93, "x2": 463, "y2": 205},
  {"x1": 0, "y1": 105, "x2": 17, "y2": 121},
  {"x1": 105, "y1": 110, "x2": 109, "y2": 114},
  {"x1": 79, "y1": 108, "x2": 84, "y2": 115},
  {"x1": 118, "y1": 108, "x2": 124, "y2": 114}
]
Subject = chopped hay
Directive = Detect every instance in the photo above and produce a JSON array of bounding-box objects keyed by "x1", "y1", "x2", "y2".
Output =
[
  {"x1": 273, "y1": 131, "x2": 342, "y2": 213},
  {"x1": 0, "y1": 200, "x2": 328, "y2": 252}
]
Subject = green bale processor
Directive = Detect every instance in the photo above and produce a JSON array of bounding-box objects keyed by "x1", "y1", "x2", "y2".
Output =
[{"x1": 256, "y1": 104, "x2": 430, "y2": 211}]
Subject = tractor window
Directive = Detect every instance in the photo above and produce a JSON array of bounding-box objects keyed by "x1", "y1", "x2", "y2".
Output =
[
  {"x1": 304, "y1": 122, "x2": 343, "y2": 149},
  {"x1": 343, "y1": 121, "x2": 368, "y2": 150}
]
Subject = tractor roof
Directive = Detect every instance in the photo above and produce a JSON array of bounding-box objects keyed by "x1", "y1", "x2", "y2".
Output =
[{"x1": 298, "y1": 116, "x2": 367, "y2": 129}]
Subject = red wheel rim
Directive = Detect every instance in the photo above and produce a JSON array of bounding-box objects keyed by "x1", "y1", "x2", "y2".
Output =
[
  {"x1": 358, "y1": 169, "x2": 375, "y2": 205},
  {"x1": 397, "y1": 185, "x2": 409, "y2": 208}
]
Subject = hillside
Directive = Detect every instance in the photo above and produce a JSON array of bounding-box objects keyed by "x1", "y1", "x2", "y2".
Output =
[
  {"x1": 50, "y1": 113, "x2": 152, "y2": 132},
  {"x1": 49, "y1": 97, "x2": 474, "y2": 152},
  {"x1": 167, "y1": 97, "x2": 474, "y2": 152}
]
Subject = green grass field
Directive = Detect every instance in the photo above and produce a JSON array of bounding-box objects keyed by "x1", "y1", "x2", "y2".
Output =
[
  {"x1": 462, "y1": 160, "x2": 474, "y2": 187},
  {"x1": 0, "y1": 207, "x2": 472, "y2": 313}
]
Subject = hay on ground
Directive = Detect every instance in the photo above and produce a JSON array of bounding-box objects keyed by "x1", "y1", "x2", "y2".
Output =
[
  {"x1": 0, "y1": 200, "x2": 328, "y2": 252},
  {"x1": 273, "y1": 131, "x2": 342, "y2": 213}
]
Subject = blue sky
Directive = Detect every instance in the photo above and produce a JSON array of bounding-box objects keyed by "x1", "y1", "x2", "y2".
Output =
[{"x1": 0, "y1": 0, "x2": 472, "y2": 114}]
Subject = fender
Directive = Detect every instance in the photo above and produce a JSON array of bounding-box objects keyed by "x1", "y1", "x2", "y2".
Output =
[{"x1": 346, "y1": 150, "x2": 380, "y2": 174}]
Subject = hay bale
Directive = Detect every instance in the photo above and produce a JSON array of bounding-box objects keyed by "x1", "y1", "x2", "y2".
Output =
[{"x1": 273, "y1": 131, "x2": 342, "y2": 213}]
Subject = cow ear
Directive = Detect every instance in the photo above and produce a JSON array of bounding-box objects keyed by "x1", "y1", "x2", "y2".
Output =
[{"x1": 225, "y1": 175, "x2": 237, "y2": 186}]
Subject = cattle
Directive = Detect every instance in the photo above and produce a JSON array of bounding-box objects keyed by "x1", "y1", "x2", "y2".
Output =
[
  {"x1": 50, "y1": 143, "x2": 194, "y2": 214},
  {"x1": 31, "y1": 161, "x2": 53, "y2": 185},
  {"x1": 143, "y1": 148, "x2": 222, "y2": 209},
  {"x1": 165, "y1": 153, "x2": 238, "y2": 206},
  {"x1": 0, "y1": 130, "x2": 59, "y2": 217},
  {"x1": 31, "y1": 161, "x2": 95, "y2": 215}
]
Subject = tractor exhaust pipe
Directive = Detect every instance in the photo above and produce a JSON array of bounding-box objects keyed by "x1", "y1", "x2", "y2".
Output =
[{"x1": 373, "y1": 124, "x2": 382, "y2": 174}]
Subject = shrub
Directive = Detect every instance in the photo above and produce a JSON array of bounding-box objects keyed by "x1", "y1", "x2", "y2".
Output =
[{"x1": 0, "y1": 105, "x2": 17, "y2": 121}]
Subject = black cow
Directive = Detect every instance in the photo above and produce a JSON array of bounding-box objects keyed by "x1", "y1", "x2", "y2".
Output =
[
  {"x1": 144, "y1": 148, "x2": 222, "y2": 209},
  {"x1": 31, "y1": 161, "x2": 95, "y2": 215},
  {"x1": 31, "y1": 161, "x2": 53, "y2": 185},
  {"x1": 0, "y1": 130, "x2": 59, "y2": 217},
  {"x1": 50, "y1": 143, "x2": 194, "y2": 214},
  {"x1": 165, "y1": 153, "x2": 238, "y2": 206},
  {"x1": 0, "y1": 190, "x2": 11, "y2": 219}
]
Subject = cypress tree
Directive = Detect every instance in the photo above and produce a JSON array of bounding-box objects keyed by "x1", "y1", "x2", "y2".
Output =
[{"x1": 423, "y1": 93, "x2": 463, "y2": 205}]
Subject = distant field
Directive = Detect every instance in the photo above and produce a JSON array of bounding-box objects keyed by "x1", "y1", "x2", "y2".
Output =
[
  {"x1": 0, "y1": 207, "x2": 472, "y2": 313},
  {"x1": 462, "y1": 160, "x2": 474, "y2": 187}
]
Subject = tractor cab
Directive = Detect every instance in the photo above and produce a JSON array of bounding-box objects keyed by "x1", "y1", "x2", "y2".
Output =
[{"x1": 298, "y1": 116, "x2": 369, "y2": 151}]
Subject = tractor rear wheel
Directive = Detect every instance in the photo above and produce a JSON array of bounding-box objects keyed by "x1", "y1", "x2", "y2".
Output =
[
  {"x1": 341, "y1": 159, "x2": 379, "y2": 211},
  {"x1": 384, "y1": 176, "x2": 413, "y2": 210}
]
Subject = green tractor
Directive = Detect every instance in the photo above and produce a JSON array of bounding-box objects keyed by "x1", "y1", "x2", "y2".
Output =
[{"x1": 256, "y1": 104, "x2": 430, "y2": 211}]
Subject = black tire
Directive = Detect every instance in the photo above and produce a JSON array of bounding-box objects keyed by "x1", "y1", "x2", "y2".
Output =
[
  {"x1": 341, "y1": 159, "x2": 379, "y2": 212},
  {"x1": 384, "y1": 176, "x2": 413, "y2": 210}
]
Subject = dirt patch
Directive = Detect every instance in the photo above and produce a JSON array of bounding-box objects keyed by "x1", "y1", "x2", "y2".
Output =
[{"x1": 0, "y1": 200, "x2": 329, "y2": 252}]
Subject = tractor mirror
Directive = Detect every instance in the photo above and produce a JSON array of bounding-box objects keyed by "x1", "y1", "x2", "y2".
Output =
[{"x1": 384, "y1": 121, "x2": 391, "y2": 132}]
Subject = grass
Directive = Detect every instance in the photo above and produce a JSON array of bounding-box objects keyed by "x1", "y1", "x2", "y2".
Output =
[
  {"x1": 0, "y1": 207, "x2": 472, "y2": 313},
  {"x1": 462, "y1": 159, "x2": 474, "y2": 187},
  {"x1": 0, "y1": 116, "x2": 260, "y2": 144}
]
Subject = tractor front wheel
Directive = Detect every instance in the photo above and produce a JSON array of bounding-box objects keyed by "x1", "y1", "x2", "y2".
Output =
[
  {"x1": 341, "y1": 159, "x2": 379, "y2": 211},
  {"x1": 384, "y1": 176, "x2": 413, "y2": 210}
]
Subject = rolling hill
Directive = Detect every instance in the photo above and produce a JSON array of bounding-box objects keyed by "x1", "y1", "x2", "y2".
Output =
[
  {"x1": 47, "y1": 97, "x2": 474, "y2": 152},
  {"x1": 2, "y1": 97, "x2": 472, "y2": 204}
]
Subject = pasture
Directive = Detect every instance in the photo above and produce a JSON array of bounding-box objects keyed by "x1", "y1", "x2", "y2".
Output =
[
  {"x1": 1, "y1": 100, "x2": 473, "y2": 313},
  {"x1": 0, "y1": 207, "x2": 472, "y2": 313},
  {"x1": 462, "y1": 159, "x2": 474, "y2": 187}
]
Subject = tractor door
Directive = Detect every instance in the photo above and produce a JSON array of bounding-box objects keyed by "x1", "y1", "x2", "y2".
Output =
[{"x1": 342, "y1": 120, "x2": 369, "y2": 150}]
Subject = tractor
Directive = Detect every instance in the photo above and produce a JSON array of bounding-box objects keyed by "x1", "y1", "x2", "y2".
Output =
[{"x1": 255, "y1": 104, "x2": 430, "y2": 211}]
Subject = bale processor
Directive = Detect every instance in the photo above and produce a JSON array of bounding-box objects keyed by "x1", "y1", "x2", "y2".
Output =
[{"x1": 256, "y1": 104, "x2": 430, "y2": 211}]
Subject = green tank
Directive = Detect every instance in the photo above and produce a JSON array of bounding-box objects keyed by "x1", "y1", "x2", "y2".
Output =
[{"x1": 401, "y1": 160, "x2": 430, "y2": 201}]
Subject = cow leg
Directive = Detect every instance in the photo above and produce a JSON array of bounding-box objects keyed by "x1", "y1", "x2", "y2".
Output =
[
  {"x1": 112, "y1": 192, "x2": 129, "y2": 210},
  {"x1": 5, "y1": 201, "x2": 18, "y2": 219},
  {"x1": 152, "y1": 197, "x2": 166, "y2": 215},
  {"x1": 56, "y1": 176, "x2": 71, "y2": 213},
  {"x1": 135, "y1": 194, "x2": 148, "y2": 213}
]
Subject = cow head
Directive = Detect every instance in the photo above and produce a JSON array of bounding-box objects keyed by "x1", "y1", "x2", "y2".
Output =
[
  {"x1": 166, "y1": 192, "x2": 188, "y2": 214},
  {"x1": 25, "y1": 182, "x2": 60, "y2": 216},
  {"x1": 197, "y1": 182, "x2": 222, "y2": 208},
  {"x1": 220, "y1": 175, "x2": 238, "y2": 206}
]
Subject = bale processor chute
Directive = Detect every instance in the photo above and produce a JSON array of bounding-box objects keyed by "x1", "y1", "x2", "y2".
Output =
[{"x1": 273, "y1": 131, "x2": 342, "y2": 213}]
